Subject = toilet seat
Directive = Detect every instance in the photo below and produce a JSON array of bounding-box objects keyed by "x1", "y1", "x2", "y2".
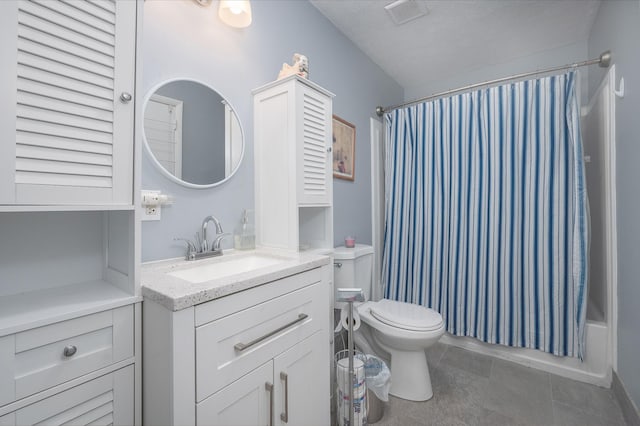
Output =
[{"x1": 369, "y1": 299, "x2": 443, "y2": 332}]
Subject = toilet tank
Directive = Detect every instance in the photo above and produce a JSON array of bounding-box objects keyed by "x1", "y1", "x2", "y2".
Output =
[{"x1": 333, "y1": 244, "x2": 374, "y2": 307}]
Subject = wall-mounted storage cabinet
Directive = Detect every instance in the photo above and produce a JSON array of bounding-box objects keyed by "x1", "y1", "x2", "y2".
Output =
[
  {"x1": 253, "y1": 76, "x2": 335, "y2": 251},
  {"x1": 0, "y1": 0, "x2": 136, "y2": 209}
]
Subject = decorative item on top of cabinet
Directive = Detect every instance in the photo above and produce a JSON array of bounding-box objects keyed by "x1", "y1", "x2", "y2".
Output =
[
  {"x1": 0, "y1": 0, "x2": 136, "y2": 209},
  {"x1": 277, "y1": 53, "x2": 309, "y2": 80},
  {"x1": 253, "y1": 75, "x2": 335, "y2": 252}
]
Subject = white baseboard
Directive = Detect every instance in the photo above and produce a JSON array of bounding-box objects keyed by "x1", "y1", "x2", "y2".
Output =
[{"x1": 612, "y1": 371, "x2": 640, "y2": 426}]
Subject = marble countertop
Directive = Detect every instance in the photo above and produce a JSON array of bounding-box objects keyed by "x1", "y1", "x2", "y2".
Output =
[{"x1": 141, "y1": 248, "x2": 330, "y2": 311}]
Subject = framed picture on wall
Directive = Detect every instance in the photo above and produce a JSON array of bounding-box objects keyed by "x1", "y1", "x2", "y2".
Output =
[{"x1": 332, "y1": 115, "x2": 356, "y2": 181}]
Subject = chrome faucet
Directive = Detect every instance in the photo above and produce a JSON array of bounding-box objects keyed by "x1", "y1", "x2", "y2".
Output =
[
  {"x1": 174, "y1": 215, "x2": 229, "y2": 261},
  {"x1": 201, "y1": 215, "x2": 224, "y2": 252}
]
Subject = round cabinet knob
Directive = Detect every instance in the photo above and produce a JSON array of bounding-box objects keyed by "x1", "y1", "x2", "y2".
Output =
[
  {"x1": 63, "y1": 345, "x2": 77, "y2": 357},
  {"x1": 327, "y1": 147, "x2": 332, "y2": 153},
  {"x1": 119, "y1": 92, "x2": 133, "y2": 103}
]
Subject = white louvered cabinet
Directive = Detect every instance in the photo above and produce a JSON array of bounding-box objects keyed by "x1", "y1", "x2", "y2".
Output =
[
  {"x1": 0, "y1": 0, "x2": 136, "y2": 208},
  {"x1": 0, "y1": 1, "x2": 141, "y2": 424},
  {"x1": 253, "y1": 76, "x2": 334, "y2": 251}
]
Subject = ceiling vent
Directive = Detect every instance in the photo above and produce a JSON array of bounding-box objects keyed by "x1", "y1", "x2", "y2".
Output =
[{"x1": 384, "y1": 0, "x2": 428, "y2": 25}]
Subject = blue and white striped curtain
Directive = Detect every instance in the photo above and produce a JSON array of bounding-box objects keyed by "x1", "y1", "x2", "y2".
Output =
[{"x1": 382, "y1": 71, "x2": 589, "y2": 358}]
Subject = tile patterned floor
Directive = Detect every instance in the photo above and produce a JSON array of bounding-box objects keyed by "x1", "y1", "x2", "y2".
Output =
[{"x1": 373, "y1": 343, "x2": 626, "y2": 426}]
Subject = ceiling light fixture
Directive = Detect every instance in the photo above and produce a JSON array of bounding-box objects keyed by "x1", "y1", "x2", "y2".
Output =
[
  {"x1": 218, "y1": 0, "x2": 252, "y2": 28},
  {"x1": 384, "y1": 0, "x2": 428, "y2": 25},
  {"x1": 193, "y1": 0, "x2": 252, "y2": 28}
]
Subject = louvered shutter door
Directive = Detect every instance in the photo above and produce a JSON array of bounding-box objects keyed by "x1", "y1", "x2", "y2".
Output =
[
  {"x1": 298, "y1": 85, "x2": 332, "y2": 205},
  {"x1": 0, "y1": 0, "x2": 135, "y2": 206},
  {"x1": 14, "y1": 366, "x2": 133, "y2": 426}
]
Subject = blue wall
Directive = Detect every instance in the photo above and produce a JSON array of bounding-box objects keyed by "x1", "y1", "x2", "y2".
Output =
[
  {"x1": 588, "y1": 0, "x2": 640, "y2": 410},
  {"x1": 141, "y1": 0, "x2": 403, "y2": 261}
]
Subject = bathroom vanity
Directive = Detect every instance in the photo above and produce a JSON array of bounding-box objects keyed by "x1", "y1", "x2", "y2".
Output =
[{"x1": 141, "y1": 250, "x2": 331, "y2": 426}]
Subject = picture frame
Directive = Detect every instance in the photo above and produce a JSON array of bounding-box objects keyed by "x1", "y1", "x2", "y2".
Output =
[{"x1": 332, "y1": 115, "x2": 356, "y2": 181}]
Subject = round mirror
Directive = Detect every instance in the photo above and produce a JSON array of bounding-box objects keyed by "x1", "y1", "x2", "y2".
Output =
[{"x1": 143, "y1": 79, "x2": 244, "y2": 188}]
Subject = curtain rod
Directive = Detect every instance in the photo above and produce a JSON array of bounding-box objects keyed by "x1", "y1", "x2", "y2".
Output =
[{"x1": 375, "y1": 50, "x2": 611, "y2": 117}]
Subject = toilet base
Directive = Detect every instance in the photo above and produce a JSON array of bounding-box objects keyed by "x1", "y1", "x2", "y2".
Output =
[{"x1": 386, "y1": 348, "x2": 433, "y2": 401}]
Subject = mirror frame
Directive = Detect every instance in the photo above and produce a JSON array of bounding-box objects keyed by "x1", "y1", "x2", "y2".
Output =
[{"x1": 142, "y1": 77, "x2": 245, "y2": 189}]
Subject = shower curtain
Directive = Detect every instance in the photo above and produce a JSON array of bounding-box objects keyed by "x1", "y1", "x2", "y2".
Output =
[{"x1": 382, "y1": 71, "x2": 589, "y2": 358}]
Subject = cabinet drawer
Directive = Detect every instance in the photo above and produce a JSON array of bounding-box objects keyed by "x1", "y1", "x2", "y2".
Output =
[
  {"x1": 196, "y1": 279, "x2": 327, "y2": 401},
  {"x1": 0, "y1": 365, "x2": 134, "y2": 426},
  {"x1": 0, "y1": 306, "x2": 133, "y2": 406}
]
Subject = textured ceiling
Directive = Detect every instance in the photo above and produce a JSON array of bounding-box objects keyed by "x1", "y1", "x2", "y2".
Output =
[{"x1": 309, "y1": 0, "x2": 601, "y2": 92}]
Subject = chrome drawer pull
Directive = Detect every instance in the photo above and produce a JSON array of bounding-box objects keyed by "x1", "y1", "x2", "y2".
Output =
[
  {"x1": 234, "y1": 313, "x2": 308, "y2": 352},
  {"x1": 265, "y1": 382, "x2": 274, "y2": 426},
  {"x1": 280, "y1": 372, "x2": 289, "y2": 423},
  {"x1": 63, "y1": 345, "x2": 77, "y2": 357}
]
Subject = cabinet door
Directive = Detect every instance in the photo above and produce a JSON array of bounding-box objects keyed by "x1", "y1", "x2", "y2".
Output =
[
  {"x1": 0, "y1": 0, "x2": 136, "y2": 207},
  {"x1": 274, "y1": 331, "x2": 330, "y2": 426},
  {"x1": 297, "y1": 84, "x2": 332, "y2": 206},
  {"x1": 197, "y1": 361, "x2": 272, "y2": 426},
  {"x1": 2, "y1": 365, "x2": 134, "y2": 426}
]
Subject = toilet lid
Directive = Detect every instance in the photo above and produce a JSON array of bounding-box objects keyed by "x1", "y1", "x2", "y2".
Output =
[{"x1": 370, "y1": 299, "x2": 443, "y2": 332}]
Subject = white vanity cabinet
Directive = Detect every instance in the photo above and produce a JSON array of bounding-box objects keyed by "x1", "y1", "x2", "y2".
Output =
[
  {"x1": 0, "y1": 0, "x2": 136, "y2": 208},
  {"x1": 253, "y1": 76, "x2": 335, "y2": 251},
  {"x1": 143, "y1": 263, "x2": 331, "y2": 426},
  {"x1": 198, "y1": 331, "x2": 328, "y2": 426}
]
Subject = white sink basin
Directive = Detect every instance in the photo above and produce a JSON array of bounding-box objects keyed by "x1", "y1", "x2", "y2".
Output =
[{"x1": 168, "y1": 254, "x2": 285, "y2": 284}]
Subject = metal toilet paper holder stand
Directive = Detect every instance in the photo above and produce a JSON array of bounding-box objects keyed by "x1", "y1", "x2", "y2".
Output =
[{"x1": 337, "y1": 288, "x2": 365, "y2": 426}]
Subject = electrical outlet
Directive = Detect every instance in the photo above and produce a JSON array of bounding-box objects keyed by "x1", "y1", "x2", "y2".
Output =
[
  {"x1": 141, "y1": 190, "x2": 164, "y2": 221},
  {"x1": 142, "y1": 204, "x2": 161, "y2": 221}
]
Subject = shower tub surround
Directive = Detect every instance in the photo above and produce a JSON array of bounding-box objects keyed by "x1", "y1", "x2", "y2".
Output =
[{"x1": 141, "y1": 248, "x2": 332, "y2": 425}]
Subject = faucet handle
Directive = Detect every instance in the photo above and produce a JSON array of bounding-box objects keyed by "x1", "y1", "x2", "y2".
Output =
[
  {"x1": 174, "y1": 237, "x2": 197, "y2": 259},
  {"x1": 213, "y1": 233, "x2": 231, "y2": 251}
]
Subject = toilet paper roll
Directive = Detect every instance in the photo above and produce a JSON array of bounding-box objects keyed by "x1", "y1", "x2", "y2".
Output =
[
  {"x1": 340, "y1": 305, "x2": 361, "y2": 332},
  {"x1": 337, "y1": 389, "x2": 367, "y2": 426},
  {"x1": 336, "y1": 358, "x2": 366, "y2": 398}
]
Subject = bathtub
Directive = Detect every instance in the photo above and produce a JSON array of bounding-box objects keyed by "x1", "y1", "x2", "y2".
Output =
[{"x1": 440, "y1": 320, "x2": 611, "y2": 387}]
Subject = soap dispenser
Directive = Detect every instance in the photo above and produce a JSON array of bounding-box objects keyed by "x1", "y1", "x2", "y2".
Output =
[{"x1": 234, "y1": 209, "x2": 255, "y2": 250}]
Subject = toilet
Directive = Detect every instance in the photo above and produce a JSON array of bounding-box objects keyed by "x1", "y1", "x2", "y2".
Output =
[{"x1": 334, "y1": 244, "x2": 445, "y2": 402}]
